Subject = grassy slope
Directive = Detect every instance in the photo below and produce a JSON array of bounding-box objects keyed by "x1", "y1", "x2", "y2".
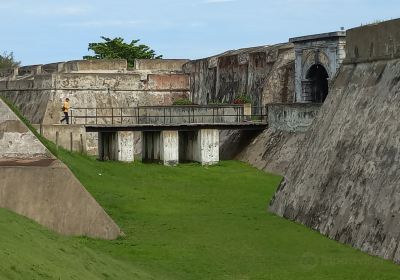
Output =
[
  {"x1": 55, "y1": 150, "x2": 400, "y2": 280},
  {"x1": 0, "y1": 207, "x2": 154, "y2": 280}
]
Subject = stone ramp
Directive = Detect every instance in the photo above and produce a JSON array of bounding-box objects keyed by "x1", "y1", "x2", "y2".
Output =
[
  {"x1": 269, "y1": 19, "x2": 400, "y2": 262},
  {"x1": 236, "y1": 128, "x2": 306, "y2": 175},
  {"x1": 0, "y1": 98, "x2": 121, "y2": 239}
]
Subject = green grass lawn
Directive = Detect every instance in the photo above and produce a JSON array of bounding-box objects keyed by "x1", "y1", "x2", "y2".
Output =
[{"x1": 2, "y1": 149, "x2": 400, "y2": 279}]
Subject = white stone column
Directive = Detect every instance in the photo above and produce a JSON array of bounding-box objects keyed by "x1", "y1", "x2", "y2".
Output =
[
  {"x1": 294, "y1": 49, "x2": 303, "y2": 102},
  {"x1": 197, "y1": 129, "x2": 219, "y2": 165},
  {"x1": 160, "y1": 131, "x2": 179, "y2": 166},
  {"x1": 117, "y1": 131, "x2": 134, "y2": 162}
]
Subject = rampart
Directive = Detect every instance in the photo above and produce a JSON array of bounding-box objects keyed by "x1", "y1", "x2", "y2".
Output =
[{"x1": 269, "y1": 18, "x2": 400, "y2": 263}]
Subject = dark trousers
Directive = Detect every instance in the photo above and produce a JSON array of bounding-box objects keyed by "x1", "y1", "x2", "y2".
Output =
[{"x1": 60, "y1": 112, "x2": 69, "y2": 124}]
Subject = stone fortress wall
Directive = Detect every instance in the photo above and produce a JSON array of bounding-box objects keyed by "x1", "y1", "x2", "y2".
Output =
[
  {"x1": 0, "y1": 59, "x2": 190, "y2": 155},
  {"x1": 270, "y1": 18, "x2": 400, "y2": 263},
  {"x1": 183, "y1": 43, "x2": 295, "y2": 106},
  {"x1": 0, "y1": 45, "x2": 299, "y2": 158}
]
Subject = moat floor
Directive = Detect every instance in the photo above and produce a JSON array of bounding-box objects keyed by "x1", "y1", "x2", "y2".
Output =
[{"x1": 1, "y1": 154, "x2": 400, "y2": 279}]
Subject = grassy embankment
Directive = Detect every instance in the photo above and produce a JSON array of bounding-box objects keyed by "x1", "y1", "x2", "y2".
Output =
[
  {"x1": 2, "y1": 152, "x2": 400, "y2": 279},
  {"x1": 2, "y1": 96, "x2": 400, "y2": 279}
]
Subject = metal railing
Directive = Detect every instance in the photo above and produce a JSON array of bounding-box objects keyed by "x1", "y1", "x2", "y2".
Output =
[{"x1": 70, "y1": 105, "x2": 267, "y2": 125}]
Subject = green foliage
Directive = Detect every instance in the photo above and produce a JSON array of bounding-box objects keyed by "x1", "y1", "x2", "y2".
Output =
[
  {"x1": 0, "y1": 51, "x2": 20, "y2": 69},
  {"x1": 83, "y1": 36, "x2": 162, "y2": 68},
  {"x1": 233, "y1": 94, "x2": 252, "y2": 104},
  {"x1": 172, "y1": 98, "x2": 194, "y2": 105}
]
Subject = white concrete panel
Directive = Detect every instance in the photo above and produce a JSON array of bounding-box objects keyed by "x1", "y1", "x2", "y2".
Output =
[
  {"x1": 198, "y1": 129, "x2": 219, "y2": 165},
  {"x1": 161, "y1": 131, "x2": 179, "y2": 166},
  {"x1": 117, "y1": 131, "x2": 134, "y2": 162}
]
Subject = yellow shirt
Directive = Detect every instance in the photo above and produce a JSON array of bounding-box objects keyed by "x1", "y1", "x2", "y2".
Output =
[{"x1": 63, "y1": 101, "x2": 70, "y2": 112}]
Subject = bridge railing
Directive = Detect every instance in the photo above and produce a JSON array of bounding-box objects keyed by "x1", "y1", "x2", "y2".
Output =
[{"x1": 70, "y1": 105, "x2": 267, "y2": 125}]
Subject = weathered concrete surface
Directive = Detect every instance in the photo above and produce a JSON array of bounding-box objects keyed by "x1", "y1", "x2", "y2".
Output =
[
  {"x1": 117, "y1": 131, "x2": 135, "y2": 162},
  {"x1": 34, "y1": 124, "x2": 87, "y2": 153},
  {"x1": 236, "y1": 128, "x2": 306, "y2": 175},
  {"x1": 268, "y1": 103, "x2": 321, "y2": 132},
  {"x1": 160, "y1": 130, "x2": 179, "y2": 166},
  {"x1": 219, "y1": 130, "x2": 261, "y2": 160},
  {"x1": 197, "y1": 129, "x2": 219, "y2": 165},
  {"x1": 345, "y1": 19, "x2": 400, "y2": 63},
  {"x1": 0, "y1": 162, "x2": 121, "y2": 239},
  {"x1": 269, "y1": 19, "x2": 400, "y2": 262},
  {"x1": 0, "y1": 99, "x2": 51, "y2": 159},
  {"x1": 183, "y1": 43, "x2": 295, "y2": 106},
  {"x1": 0, "y1": 99, "x2": 121, "y2": 239},
  {"x1": 134, "y1": 59, "x2": 189, "y2": 71}
]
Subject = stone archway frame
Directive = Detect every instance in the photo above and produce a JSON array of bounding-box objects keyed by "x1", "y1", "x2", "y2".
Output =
[{"x1": 301, "y1": 49, "x2": 332, "y2": 80}]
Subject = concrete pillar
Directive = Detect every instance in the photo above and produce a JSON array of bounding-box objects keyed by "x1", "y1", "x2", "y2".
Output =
[
  {"x1": 117, "y1": 131, "x2": 134, "y2": 162},
  {"x1": 160, "y1": 131, "x2": 179, "y2": 166},
  {"x1": 197, "y1": 129, "x2": 219, "y2": 165},
  {"x1": 294, "y1": 49, "x2": 303, "y2": 102},
  {"x1": 244, "y1": 103, "x2": 252, "y2": 121}
]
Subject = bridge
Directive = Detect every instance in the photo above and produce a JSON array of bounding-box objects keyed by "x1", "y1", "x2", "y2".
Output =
[{"x1": 70, "y1": 105, "x2": 268, "y2": 166}]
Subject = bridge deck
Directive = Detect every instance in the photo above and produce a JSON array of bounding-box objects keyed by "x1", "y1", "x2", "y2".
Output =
[{"x1": 85, "y1": 122, "x2": 268, "y2": 132}]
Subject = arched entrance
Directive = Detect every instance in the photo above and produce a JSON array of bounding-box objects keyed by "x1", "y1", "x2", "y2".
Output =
[{"x1": 305, "y1": 64, "x2": 329, "y2": 103}]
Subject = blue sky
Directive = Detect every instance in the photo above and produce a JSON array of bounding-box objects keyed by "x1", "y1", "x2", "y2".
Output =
[{"x1": 1, "y1": 0, "x2": 399, "y2": 65}]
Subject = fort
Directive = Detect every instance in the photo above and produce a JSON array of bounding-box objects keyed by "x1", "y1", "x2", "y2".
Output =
[{"x1": 1, "y1": 17, "x2": 400, "y2": 265}]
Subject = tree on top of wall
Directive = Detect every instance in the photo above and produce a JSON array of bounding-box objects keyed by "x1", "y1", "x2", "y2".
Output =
[
  {"x1": 0, "y1": 51, "x2": 20, "y2": 69},
  {"x1": 83, "y1": 36, "x2": 162, "y2": 68}
]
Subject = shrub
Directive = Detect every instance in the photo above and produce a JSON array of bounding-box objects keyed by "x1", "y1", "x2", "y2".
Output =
[
  {"x1": 233, "y1": 94, "x2": 251, "y2": 104},
  {"x1": 173, "y1": 98, "x2": 194, "y2": 105}
]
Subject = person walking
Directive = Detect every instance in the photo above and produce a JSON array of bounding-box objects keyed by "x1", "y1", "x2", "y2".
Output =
[{"x1": 60, "y1": 98, "x2": 70, "y2": 124}]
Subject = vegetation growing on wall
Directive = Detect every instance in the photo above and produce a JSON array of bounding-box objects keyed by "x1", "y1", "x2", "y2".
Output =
[
  {"x1": 83, "y1": 36, "x2": 162, "y2": 68},
  {"x1": 0, "y1": 51, "x2": 20, "y2": 69},
  {"x1": 172, "y1": 98, "x2": 194, "y2": 105},
  {"x1": 233, "y1": 94, "x2": 252, "y2": 104}
]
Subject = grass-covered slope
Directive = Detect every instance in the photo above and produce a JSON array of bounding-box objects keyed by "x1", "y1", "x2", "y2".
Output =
[
  {"x1": 44, "y1": 150, "x2": 400, "y2": 279},
  {"x1": 1, "y1": 144, "x2": 400, "y2": 278},
  {"x1": 0, "y1": 207, "x2": 153, "y2": 280}
]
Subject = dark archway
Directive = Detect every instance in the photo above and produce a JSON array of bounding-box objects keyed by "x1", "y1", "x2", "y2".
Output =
[{"x1": 306, "y1": 64, "x2": 329, "y2": 103}]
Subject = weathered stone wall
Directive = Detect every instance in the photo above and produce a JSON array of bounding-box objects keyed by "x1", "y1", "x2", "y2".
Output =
[
  {"x1": 268, "y1": 103, "x2": 321, "y2": 132},
  {"x1": 134, "y1": 59, "x2": 189, "y2": 71},
  {"x1": 0, "y1": 99, "x2": 52, "y2": 159},
  {"x1": 33, "y1": 124, "x2": 88, "y2": 153},
  {"x1": 0, "y1": 59, "x2": 190, "y2": 126},
  {"x1": 345, "y1": 19, "x2": 400, "y2": 63},
  {"x1": 183, "y1": 43, "x2": 295, "y2": 106},
  {"x1": 234, "y1": 128, "x2": 305, "y2": 175},
  {"x1": 269, "y1": 19, "x2": 400, "y2": 262},
  {"x1": 0, "y1": 99, "x2": 121, "y2": 239}
]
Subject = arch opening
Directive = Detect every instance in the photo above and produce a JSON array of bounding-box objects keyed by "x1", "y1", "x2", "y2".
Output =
[{"x1": 305, "y1": 64, "x2": 329, "y2": 103}]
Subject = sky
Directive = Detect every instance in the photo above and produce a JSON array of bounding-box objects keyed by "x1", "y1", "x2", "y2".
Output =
[{"x1": 0, "y1": 0, "x2": 399, "y2": 65}]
